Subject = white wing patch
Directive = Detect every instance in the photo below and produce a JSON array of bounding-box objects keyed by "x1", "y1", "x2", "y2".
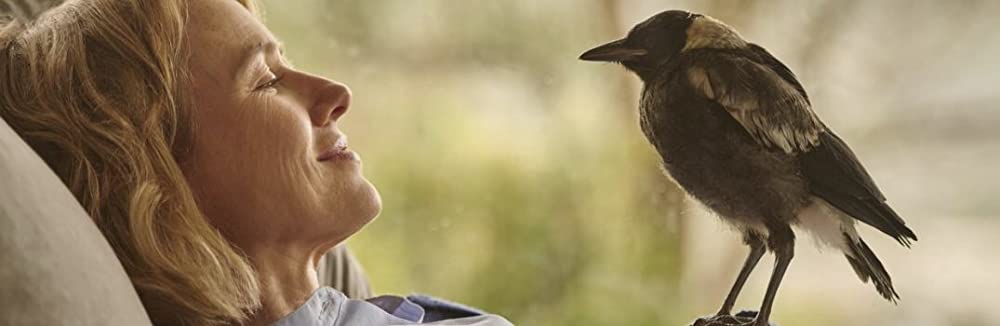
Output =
[{"x1": 794, "y1": 197, "x2": 859, "y2": 253}]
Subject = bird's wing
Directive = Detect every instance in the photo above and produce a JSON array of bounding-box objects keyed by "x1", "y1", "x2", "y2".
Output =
[
  {"x1": 800, "y1": 130, "x2": 917, "y2": 246},
  {"x1": 685, "y1": 50, "x2": 823, "y2": 154},
  {"x1": 684, "y1": 48, "x2": 917, "y2": 246}
]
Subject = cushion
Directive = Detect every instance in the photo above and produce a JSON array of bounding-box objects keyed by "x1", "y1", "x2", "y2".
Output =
[{"x1": 0, "y1": 117, "x2": 152, "y2": 325}]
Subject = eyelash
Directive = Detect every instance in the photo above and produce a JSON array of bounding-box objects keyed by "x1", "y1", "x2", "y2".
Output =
[{"x1": 257, "y1": 73, "x2": 284, "y2": 91}]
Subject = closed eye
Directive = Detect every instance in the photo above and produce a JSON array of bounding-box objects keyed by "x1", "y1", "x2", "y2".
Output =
[{"x1": 256, "y1": 73, "x2": 284, "y2": 91}]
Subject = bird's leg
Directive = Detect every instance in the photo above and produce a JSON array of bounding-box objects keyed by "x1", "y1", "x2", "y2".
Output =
[
  {"x1": 716, "y1": 232, "x2": 766, "y2": 316},
  {"x1": 753, "y1": 223, "x2": 795, "y2": 326}
]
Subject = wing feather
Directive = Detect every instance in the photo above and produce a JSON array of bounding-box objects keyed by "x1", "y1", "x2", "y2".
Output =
[
  {"x1": 683, "y1": 48, "x2": 917, "y2": 245},
  {"x1": 686, "y1": 51, "x2": 823, "y2": 154},
  {"x1": 802, "y1": 131, "x2": 918, "y2": 246}
]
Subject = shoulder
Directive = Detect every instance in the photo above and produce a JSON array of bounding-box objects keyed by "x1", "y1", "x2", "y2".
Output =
[
  {"x1": 671, "y1": 46, "x2": 824, "y2": 154},
  {"x1": 656, "y1": 47, "x2": 758, "y2": 93},
  {"x1": 678, "y1": 45, "x2": 809, "y2": 101},
  {"x1": 272, "y1": 288, "x2": 412, "y2": 326},
  {"x1": 272, "y1": 288, "x2": 515, "y2": 326},
  {"x1": 421, "y1": 315, "x2": 514, "y2": 326}
]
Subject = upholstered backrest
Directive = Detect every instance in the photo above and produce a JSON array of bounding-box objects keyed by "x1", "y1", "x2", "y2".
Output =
[{"x1": 0, "y1": 117, "x2": 152, "y2": 325}]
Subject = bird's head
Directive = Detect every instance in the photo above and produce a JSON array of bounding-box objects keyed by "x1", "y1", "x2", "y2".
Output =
[{"x1": 580, "y1": 10, "x2": 746, "y2": 81}]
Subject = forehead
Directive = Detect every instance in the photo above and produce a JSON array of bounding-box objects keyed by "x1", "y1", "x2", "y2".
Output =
[
  {"x1": 187, "y1": 0, "x2": 266, "y2": 41},
  {"x1": 185, "y1": 0, "x2": 272, "y2": 77}
]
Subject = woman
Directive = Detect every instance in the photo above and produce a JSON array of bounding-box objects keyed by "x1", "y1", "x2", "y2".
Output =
[{"x1": 0, "y1": 0, "x2": 511, "y2": 325}]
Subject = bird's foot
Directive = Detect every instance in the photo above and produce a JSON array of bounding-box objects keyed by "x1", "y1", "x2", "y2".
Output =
[{"x1": 690, "y1": 310, "x2": 775, "y2": 326}]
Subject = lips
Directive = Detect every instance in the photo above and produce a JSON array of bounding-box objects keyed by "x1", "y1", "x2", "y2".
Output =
[{"x1": 317, "y1": 137, "x2": 358, "y2": 162}]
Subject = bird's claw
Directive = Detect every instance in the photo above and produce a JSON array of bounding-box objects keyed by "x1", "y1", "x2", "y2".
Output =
[{"x1": 691, "y1": 310, "x2": 773, "y2": 326}]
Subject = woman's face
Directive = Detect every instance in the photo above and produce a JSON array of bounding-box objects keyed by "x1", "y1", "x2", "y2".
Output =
[{"x1": 181, "y1": 0, "x2": 380, "y2": 250}]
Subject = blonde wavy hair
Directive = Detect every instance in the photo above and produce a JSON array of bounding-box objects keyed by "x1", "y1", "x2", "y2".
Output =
[{"x1": 0, "y1": 0, "x2": 262, "y2": 324}]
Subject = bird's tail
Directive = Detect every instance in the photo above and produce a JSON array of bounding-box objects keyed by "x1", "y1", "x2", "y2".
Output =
[{"x1": 843, "y1": 233, "x2": 899, "y2": 302}]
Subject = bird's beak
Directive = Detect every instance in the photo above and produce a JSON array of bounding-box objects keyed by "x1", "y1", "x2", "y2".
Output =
[{"x1": 579, "y1": 38, "x2": 647, "y2": 62}]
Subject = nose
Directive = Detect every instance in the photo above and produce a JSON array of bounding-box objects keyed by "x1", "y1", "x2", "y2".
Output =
[{"x1": 307, "y1": 76, "x2": 352, "y2": 127}]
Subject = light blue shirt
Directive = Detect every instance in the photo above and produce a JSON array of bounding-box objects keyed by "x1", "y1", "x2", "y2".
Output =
[{"x1": 272, "y1": 287, "x2": 513, "y2": 326}]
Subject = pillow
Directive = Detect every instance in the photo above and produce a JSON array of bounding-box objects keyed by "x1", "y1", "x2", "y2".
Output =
[{"x1": 0, "y1": 117, "x2": 152, "y2": 325}]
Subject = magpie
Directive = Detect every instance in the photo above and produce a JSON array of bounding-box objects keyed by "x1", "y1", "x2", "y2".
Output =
[{"x1": 579, "y1": 10, "x2": 917, "y2": 326}]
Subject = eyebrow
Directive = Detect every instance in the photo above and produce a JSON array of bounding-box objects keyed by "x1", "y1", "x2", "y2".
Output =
[{"x1": 233, "y1": 39, "x2": 286, "y2": 82}]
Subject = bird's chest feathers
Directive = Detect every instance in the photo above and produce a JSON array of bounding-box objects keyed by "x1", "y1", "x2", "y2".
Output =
[
  {"x1": 639, "y1": 83, "x2": 740, "y2": 163},
  {"x1": 638, "y1": 81, "x2": 769, "y2": 189},
  {"x1": 638, "y1": 87, "x2": 808, "y2": 221}
]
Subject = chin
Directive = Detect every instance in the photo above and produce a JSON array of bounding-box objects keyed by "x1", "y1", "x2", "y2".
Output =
[
  {"x1": 354, "y1": 178, "x2": 382, "y2": 223},
  {"x1": 304, "y1": 170, "x2": 382, "y2": 246},
  {"x1": 334, "y1": 177, "x2": 382, "y2": 240}
]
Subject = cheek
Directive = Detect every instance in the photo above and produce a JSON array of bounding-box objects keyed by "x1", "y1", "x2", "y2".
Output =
[
  {"x1": 245, "y1": 99, "x2": 313, "y2": 162},
  {"x1": 202, "y1": 97, "x2": 310, "y2": 169},
  {"x1": 228, "y1": 100, "x2": 315, "y2": 199},
  {"x1": 186, "y1": 95, "x2": 316, "y2": 224}
]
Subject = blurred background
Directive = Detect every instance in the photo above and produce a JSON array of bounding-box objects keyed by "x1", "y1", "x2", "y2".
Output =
[{"x1": 258, "y1": 1, "x2": 999, "y2": 325}]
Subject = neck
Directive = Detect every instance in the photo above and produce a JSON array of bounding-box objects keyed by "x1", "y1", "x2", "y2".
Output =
[
  {"x1": 242, "y1": 243, "x2": 328, "y2": 326},
  {"x1": 681, "y1": 15, "x2": 747, "y2": 52}
]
